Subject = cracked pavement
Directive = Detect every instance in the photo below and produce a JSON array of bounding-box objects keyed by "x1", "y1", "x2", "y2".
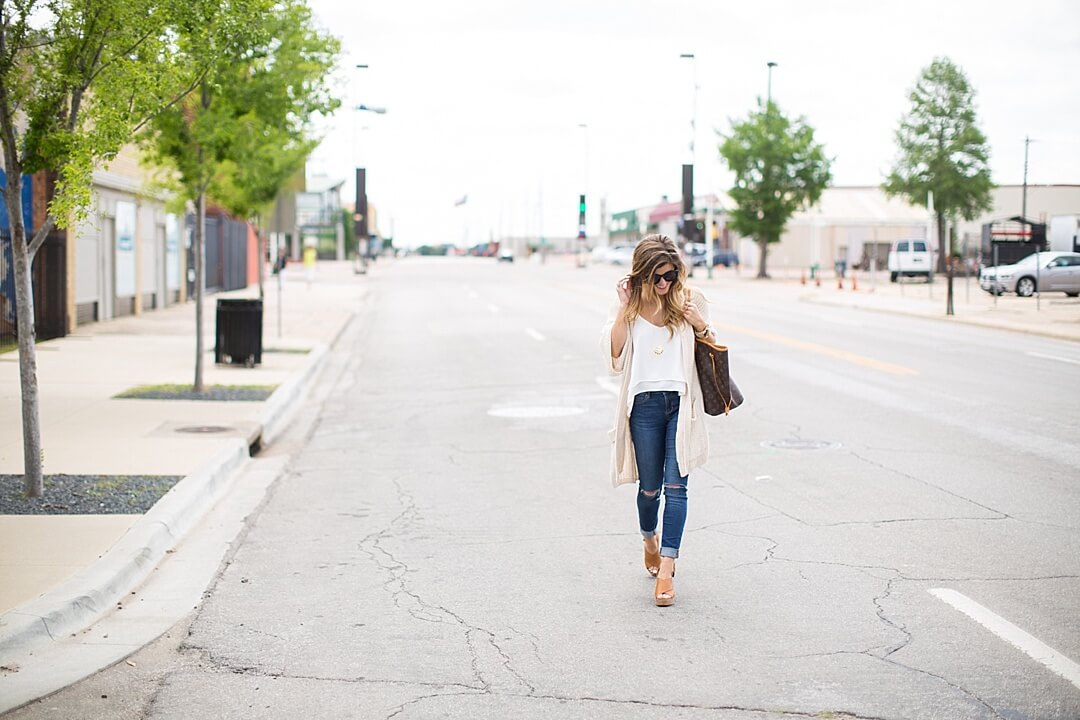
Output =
[{"x1": 7, "y1": 260, "x2": 1079, "y2": 719}]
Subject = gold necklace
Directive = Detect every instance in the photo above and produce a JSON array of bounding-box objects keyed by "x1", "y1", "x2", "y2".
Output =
[{"x1": 653, "y1": 345, "x2": 664, "y2": 355}]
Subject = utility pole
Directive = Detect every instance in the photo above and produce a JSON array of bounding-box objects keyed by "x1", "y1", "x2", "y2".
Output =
[
  {"x1": 577, "y1": 123, "x2": 588, "y2": 268},
  {"x1": 767, "y1": 61, "x2": 778, "y2": 108},
  {"x1": 1022, "y1": 135, "x2": 1031, "y2": 221}
]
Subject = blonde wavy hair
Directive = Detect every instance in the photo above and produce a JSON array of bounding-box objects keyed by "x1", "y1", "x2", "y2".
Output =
[{"x1": 623, "y1": 234, "x2": 689, "y2": 337}]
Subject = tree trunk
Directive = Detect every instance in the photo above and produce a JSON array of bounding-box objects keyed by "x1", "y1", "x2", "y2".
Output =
[
  {"x1": 936, "y1": 211, "x2": 948, "y2": 274},
  {"x1": 193, "y1": 190, "x2": 206, "y2": 393},
  {"x1": 257, "y1": 225, "x2": 265, "y2": 301},
  {"x1": 4, "y1": 173, "x2": 45, "y2": 496},
  {"x1": 756, "y1": 237, "x2": 770, "y2": 278},
  {"x1": 943, "y1": 213, "x2": 954, "y2": 315}
]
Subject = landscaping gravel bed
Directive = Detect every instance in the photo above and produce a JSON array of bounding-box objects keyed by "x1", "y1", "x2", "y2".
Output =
[
  {"x1": 114, "y1": 384, "x2": 276, "y2": 401},
  {"x1": 0, "y1": 474, "x2": 182, "y2": 514}
]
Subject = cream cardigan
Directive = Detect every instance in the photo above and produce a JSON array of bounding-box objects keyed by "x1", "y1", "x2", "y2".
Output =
[{"x1": 601, "y1": 288, "x2": 712, "y2": 488}]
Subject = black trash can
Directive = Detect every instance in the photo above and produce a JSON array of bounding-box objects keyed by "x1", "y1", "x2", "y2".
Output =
[{"x1": 215, "y1": 298, "x2": 263, "y2": 367}]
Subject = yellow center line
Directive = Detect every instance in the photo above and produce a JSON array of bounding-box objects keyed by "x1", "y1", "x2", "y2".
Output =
[{"x1": 715, "y1": 321, "x2": 920, "y2": 376}]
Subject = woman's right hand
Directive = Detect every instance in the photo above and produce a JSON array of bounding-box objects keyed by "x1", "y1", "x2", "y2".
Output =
[{"x1": 616, "y1": 275, "x2": 632, "y2": 306}]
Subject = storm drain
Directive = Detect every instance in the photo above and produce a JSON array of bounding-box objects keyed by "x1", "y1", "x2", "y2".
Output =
[{"x1": 762, "y1": 439, "x2": 842, "y2": 451}]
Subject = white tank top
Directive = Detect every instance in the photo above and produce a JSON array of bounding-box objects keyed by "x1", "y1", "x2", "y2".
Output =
[{"x1": 627, "y1": 317, "x2": 686, "y2": 415}]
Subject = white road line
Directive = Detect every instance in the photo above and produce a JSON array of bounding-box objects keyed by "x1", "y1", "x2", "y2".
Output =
[
  {"x1": 929, "y1": 588, "x2": 1080, "y2": 690},
  {"x1": 525, "y1": 328, "x2": 546, "y2": 342},
  {"x1": 596, "y1": 376, "x2": 619, "y2": 396},
  {"x1": 487, "y1": 304, "x2": 500, "y2": 313},
  {"x1": 1027, "y1": 351, "x2": 1080, "y2": 366}
]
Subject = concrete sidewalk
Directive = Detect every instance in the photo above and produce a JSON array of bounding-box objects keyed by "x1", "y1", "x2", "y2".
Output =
[
  {"x1": 690, "y1": 264, "x2": 1080, "y2": 343},
  {"x1": 0, "y1": 260, "x2": 369, "y2": 709}
]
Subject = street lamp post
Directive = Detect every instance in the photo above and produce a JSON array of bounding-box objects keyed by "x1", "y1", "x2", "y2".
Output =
[
  {"x1": 766, "y1": 61, "x2": 778, "y2": 108},
  {"x1": 577, "y1": 123, "x2": 588, "y2": 268},
  {"x1": 351, "y1": 63, "x2": 387, "y2": 273},
  {"x1": 679, "y1": 53, "x2": 698, "y2": 271},
  {"x1": 679, "y1": 53, "x2": 697, "y2": 167}
]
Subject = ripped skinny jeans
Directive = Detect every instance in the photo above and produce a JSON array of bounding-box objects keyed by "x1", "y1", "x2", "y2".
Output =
[{"x1": 629, "y1": 391, "x2": 687, "y2": 559}]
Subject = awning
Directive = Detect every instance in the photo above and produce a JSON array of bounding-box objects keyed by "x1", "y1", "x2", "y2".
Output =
[{"x1": 648, "y1": 201, "x2": 683, "y2": 224}]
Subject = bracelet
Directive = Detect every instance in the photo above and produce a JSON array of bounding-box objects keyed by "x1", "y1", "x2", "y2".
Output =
[{"x1": 694, "y1": 325, "x2": 709, "y2": 338}]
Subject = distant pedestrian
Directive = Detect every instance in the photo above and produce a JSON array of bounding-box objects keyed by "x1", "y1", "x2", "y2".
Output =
[
  {"x1": 273, "y1": 246, "x2": 288, "y2": 275},
  {"x1": 602, "y1": 234, "x2": 714, "y2": 607}
]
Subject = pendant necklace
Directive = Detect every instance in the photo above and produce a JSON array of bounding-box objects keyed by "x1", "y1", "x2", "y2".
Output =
[{"x1": 653, "y1": 345, "x2": 664, "y2": 355}]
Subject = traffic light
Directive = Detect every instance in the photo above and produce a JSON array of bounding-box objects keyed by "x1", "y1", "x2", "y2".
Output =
[{"x1": 578, "y1": 194, "x2": 586, "y2": 239}]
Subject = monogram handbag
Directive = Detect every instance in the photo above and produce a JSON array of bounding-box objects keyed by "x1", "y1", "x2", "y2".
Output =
[{"x1": 694, "y1": 338, "x2": 744, "y2": 416}]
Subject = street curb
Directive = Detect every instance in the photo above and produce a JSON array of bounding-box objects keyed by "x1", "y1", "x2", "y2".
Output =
[
  {"x1": 257, "y1": 343, "x2": 328, "y2": 447},
  {"x1": 0, "y1": 338, "x2": 335, "y2": 664},
  {"x1": 0, "y1": 441, "x2": 248, "y2": 662},
  {"x1": 799, "y1": 292, "x2": 1080, "y2": 344}
]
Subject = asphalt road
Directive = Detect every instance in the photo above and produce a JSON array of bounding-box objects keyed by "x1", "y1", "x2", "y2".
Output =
[{"x1": 10, "y1": 257, "x2": 1080, "y2": 719}]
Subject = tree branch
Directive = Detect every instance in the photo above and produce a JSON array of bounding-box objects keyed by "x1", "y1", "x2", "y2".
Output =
[
  {"x1": 27, "y1": 215, "x2": 56, "y2": 261},
  {"x1": 130, "y1": 65, "x2": 210, "y2": 135},
  {"x1": 85, "y1": 26, "x2": 157, "y2": 87}
]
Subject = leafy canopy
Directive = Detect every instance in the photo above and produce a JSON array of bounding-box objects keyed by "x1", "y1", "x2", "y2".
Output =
[
  {"x1": 883, "y1": 56, "x2": 993, "y2": 222},
  {"x1": 718, "y1": 100, "x2": 832, "y2": 245},
  {"x1": 140, "y1": 0, "x2": 340, "y2": 218},
  {"x1": 0, "y1": 0, "x2": 197, "y2": 227}
]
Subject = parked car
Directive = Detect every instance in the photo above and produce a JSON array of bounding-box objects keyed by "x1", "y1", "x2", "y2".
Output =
[
  {"x1": 607, "y1": 244, "x2": 635, "y2": 265},
  {"x1": 713, "y1": 249, "x2": 740, "y2": 267},
  {"x1": 589, "y1": 246, "x2": 611, "y2": 264},
  {"x1": 979, "y1": 251, "x2": 1080, "y2": 297},
  {"x1": 684, "y1": 243, "x2": 739, "y2": 267},
  {"x1": 498, "y1": 249, "x2": 514, "y2": 263},
  {"x1": 686, "y1": 242, "x2": 707, "y2": 266},
  {"x1": 888, "y1": 239, "x2": 934, "y2": 282}
]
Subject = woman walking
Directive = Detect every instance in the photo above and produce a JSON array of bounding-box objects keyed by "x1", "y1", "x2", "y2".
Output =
[{"x1": 602, "y1": 235, "x2": 713, "y2": 606}]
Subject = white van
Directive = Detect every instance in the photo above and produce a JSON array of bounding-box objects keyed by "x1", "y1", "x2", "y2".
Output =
[{"x1": 888, "y1": 239, "x2": 934, "y2": 282}]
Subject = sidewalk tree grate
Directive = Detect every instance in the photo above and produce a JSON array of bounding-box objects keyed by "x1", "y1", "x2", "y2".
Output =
[
  {"x1": 113, "y1": 384, "x2": 277, "y2": 401},
  {"x1": 762, "y1": 439, "x2": 843, "y2": 450},
  {"x1": 0, "y1": 474, "x2": 182, "y2": 514}
]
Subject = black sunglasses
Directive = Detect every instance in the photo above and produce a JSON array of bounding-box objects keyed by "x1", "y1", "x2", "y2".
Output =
[{"x1": 652, "y1": 269, "x2": 678, "y2": 285}]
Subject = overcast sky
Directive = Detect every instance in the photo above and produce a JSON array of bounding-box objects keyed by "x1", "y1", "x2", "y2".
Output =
[{"x1": 305, "y1": 0, "x2": 1080, "y2": 248}]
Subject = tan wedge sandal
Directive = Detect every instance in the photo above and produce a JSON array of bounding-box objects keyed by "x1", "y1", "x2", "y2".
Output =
[
  {"x1": 643, "y1": 538, "x2": 661, "y2": 578},
  {"x1": 654, "y1": 566, "x2": 676, "y2": 607}
]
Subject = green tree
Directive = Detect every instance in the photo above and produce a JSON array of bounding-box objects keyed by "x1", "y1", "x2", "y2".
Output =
[
  {"x1": 0, "y1": 0, "x2": 198, "y2": 496},
  {"x1": 140, "y1": 0, "x2": 338, "y2": 391},
  {"x1": 197, "y1": 0, "x2": 339, "y2": 298},
  {"x1": 884, "y1": 56, "x2": 993, "y2": 314},
  {"x1": 719, "y1": 99, "x2": 832, "y2": 278}
]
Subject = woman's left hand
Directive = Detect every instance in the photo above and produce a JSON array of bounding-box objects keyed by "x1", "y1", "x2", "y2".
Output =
[{"x1": 683, "y1": 301, "x2": 706, "y2": 332}]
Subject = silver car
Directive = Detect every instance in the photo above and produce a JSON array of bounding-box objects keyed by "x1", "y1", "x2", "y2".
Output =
[{"x1": 980, "y1": 251, "x2": 1080, "y2": 297}]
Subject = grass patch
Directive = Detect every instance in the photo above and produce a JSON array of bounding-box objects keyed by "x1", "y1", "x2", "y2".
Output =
[
  {"x1": 0, "y1": 338, "x2": 16, "y2": 355},
  {"x1": 114, "y1": 383, "x2": 278, "y2": 401}
]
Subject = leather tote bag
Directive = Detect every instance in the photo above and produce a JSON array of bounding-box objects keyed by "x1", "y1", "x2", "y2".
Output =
[{"x1": 694, "y1": 338, "x2": 744, "y2": 416}]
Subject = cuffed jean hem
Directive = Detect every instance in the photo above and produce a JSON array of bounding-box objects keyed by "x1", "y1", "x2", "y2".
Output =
[
  {"x1": 660, "y1": 547, "x2": 679, "y2": 559},
  {"x1": 641, "y1": 530, "x2": 657, "y2": 538}
]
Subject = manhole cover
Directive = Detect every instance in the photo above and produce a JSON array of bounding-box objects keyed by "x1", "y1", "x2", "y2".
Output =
[
  {"x1": 762, "y1": 439, "x2": 842, "y2": 450},
  {"x1": 488, "y1": 406, "x2": 587, "y2": 418},
  {"x1": 175, "y1": 425, "x2": 234, "y2": 434}
]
